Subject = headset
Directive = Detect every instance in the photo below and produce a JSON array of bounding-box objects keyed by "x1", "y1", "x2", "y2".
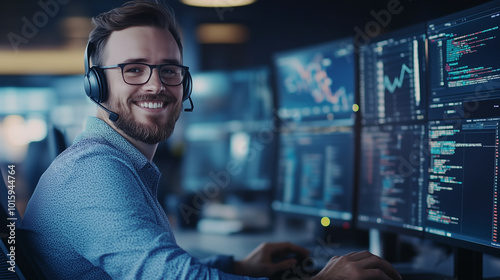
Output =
[{"x1": 83, "y1": 41, "x2": 193, "y2": 122}]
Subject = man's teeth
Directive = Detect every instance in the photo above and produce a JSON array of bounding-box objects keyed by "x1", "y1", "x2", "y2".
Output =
[{"x1": 138, "y1": 102, "x2": 164, "y2": 109}]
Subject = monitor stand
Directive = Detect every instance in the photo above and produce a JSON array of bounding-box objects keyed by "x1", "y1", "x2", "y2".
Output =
[
  {"x1": 369, "y1": 229, "x2": 500, "y2": 280},
  {"x1": 369, "y1": 228, "x2": 398, "y2": 262},
  {"x1": 369, "y1": 229, "x2": 451, "y2": 280},
  {"x1": 454, "y1": 247, "x2": 482, "y2": 280}
]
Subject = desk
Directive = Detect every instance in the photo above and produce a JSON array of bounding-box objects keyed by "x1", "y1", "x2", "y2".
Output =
[
  {"x1": 173, "y1": 225, "x2": 500, "y2": 280},
  {"x1": 173, "y1": 222, "x2": 368, "y2": 262}
]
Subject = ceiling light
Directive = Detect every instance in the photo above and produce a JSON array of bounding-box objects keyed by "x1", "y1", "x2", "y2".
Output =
[
  {"x1": 0, "y1": 48, "x2": 85, "y2": 74},
  {"x1": 181, "y1": 0, "x2": 256, "y2": 7},
  {"x1": 60, "y1": 17, "x2": 92, "y2": 39},
  {"x1": 197, "y1": 23, "x2": 249, "y2": 44}
]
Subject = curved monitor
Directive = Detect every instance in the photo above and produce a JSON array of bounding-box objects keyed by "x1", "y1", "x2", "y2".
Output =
[{"x1": 424, "y1": 0, "x2": 500, "y2": 258}]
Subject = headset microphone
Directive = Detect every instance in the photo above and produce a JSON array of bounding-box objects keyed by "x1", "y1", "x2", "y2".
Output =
[
  {"x1": 184, "y1": 96, "x2": 194, "y2": 112},
  {"x1": 183, "y1": 70, "x2": 194, "y2": 112},
  {"x1": 88, "y1": 97, "x2": 119, "y2": 122}
]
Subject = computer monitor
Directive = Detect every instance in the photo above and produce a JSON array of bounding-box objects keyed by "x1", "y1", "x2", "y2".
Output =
[
  {"x1": 358, "y1": 23, "x2": 427, "y2": 125},
  {"x1": 424, "y1": 0, "x2": 500, "y2": 259},
  {"x1": 425, "y1": 117, "x2": 499, "y2": 257},
  {"x1": 180, "y1": 67, "x2": 275, "y2": 192},
  {"x1": 356, "y1": 24, "x2": 428, "y2": 236},
  {"x1": 273, "y1": 38, "x2": 356, "y2": 127},
  {"x1": 181, "y1": 126, "x2": 232, "y2": 192},
  {"x1": 182, "y1": 126, "x2": 275, "y2": 192},
  {"x1": 272, "y1": 126, "x2": 355, "y2": 228},
  {"x1": 178, "y1": 68, "x2": 276, "y2": 232},
  {"x1": 427, "y1": 0, "x2": 500, "y2": 121},
  {"x1": 356, "y1": 124, "x2": 428, "y2": 236},
  {"x1": 272, "y1": 38, "x2": 357, "y2": 228},
  {"x1": 181, "y1": 67, "x2": 273, "y2": 124}
]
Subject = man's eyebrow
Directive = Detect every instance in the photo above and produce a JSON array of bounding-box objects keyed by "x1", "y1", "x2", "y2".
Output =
[
  {"x1": 160, "y1": 58, "x2": 181, "y2": 64},
  {"x1": 122, "y1": 58, "x2": 181, "y2": 64},
  {"x1": 122, "y1": 58, "x2": 148, "y2": 63}
]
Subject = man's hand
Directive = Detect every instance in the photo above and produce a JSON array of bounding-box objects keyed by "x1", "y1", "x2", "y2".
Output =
[
  {"x1": 311, "y1": 251, "x2": 402, "y2": 280},
  {"x1": 233, "y1": 242, "x2": 310, "y2": 278}
]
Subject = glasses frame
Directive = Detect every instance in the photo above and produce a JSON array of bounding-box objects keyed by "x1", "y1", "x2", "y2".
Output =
[{"x1": 99, "y1": 62, "x2": 189, "y2": 86}]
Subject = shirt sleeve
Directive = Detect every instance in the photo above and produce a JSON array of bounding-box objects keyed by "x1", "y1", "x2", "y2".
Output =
[{"x1": 32, "y1": 144, "x2": 264, "y2": 280}]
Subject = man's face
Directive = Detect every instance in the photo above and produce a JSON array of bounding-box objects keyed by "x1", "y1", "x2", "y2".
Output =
[{"x1": 102, "y1": 26, "x2": 183, "y2": 144}]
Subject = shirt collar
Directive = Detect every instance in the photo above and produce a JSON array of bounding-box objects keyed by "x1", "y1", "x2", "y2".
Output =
[{"x1": 74, "y1": 116, "x2": 161, "y2": 180}]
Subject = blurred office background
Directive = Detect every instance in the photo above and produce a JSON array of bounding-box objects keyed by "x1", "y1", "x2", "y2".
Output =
[
  {"x1": 0, "y1": 0, "x2": 487, "y2": 220},
  {"x1": 2, "y1": 1, "x2": 500, "y2": 278}
]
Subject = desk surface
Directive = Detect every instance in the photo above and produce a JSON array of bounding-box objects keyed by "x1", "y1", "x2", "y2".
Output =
[
  {"x1": 173, "y1": 225, "x2": 367, "y2": 261},
  {"x1": 172, "y1": 223, "x2": 500, "y2": 280}
]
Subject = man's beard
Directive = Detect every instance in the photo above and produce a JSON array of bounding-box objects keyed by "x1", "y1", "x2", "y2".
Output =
[{"x1": 110, "y1": 95, "x2": 182, "y2": 144}]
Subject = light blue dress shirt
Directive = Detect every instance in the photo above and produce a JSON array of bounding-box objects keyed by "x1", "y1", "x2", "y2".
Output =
[{"x1": 21, "y1": 116, "x2": 265, "y2": 280}]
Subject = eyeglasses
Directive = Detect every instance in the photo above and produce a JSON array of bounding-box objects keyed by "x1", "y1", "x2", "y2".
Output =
[{"x1": 99, "y1": 63, "x2": 189, "y2": 86}]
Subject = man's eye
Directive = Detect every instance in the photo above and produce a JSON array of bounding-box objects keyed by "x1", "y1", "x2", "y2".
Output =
[
  {"x1": 161, "y1": 70, "x2": 175, "y2": 75},
  {"x1": 124, "y1": 64, "x2": 147, "y2": 73},
  {"x1": 161, "y1": 67, "x2": 177, "y2": 75},
  {"x1": 127, "y1": 68, "x2": 142, "y2": 73}
]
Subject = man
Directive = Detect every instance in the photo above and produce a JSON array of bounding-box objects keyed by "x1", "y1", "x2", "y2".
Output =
[{"x1": 20, "y1": 1, "x2": 402, "y2": 279}]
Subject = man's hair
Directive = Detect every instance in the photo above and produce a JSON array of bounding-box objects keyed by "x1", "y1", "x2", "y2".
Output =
[{"x1": 88, "y1": 0, "x2": 183, "y2": 66}]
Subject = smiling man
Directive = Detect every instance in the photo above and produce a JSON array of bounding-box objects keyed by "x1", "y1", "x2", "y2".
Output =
[
  {"x1": 95, "y1": 25, "x2": 184, "y2": 159},
  {"x1": 20, "y1": 1, "x2": 401, "y2": 280}
]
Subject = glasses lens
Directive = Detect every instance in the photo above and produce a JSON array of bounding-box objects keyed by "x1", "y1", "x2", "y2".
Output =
[
  {"x1": 160, "y1": 65, "x2": 185, "y2": 86},
  {"x1": 121, "y1": 64, "x2": 186, "y2": 85},
  {"x1": 122, "y1": 64, "x2": 150, "y2": 84}
]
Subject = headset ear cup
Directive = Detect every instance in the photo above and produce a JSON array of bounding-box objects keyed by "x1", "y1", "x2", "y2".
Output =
[
  {"x1": 182, "y1": 71, "x2": 192, "y2": 101},
  {"x1": 86, "y1": 66, "x2": 108, "y2": 103}
]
